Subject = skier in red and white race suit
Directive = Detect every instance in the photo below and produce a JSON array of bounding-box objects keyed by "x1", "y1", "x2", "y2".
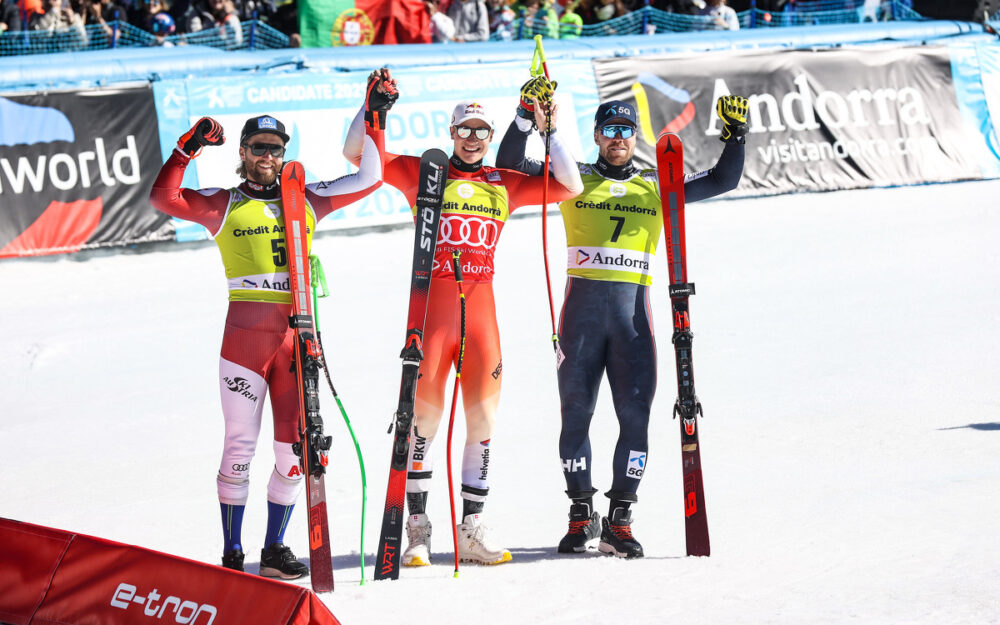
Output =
[
  {"x1": 344, "y1": 68, "x2": 583, "y2": 566},
  {"x1": 148, "y1": 75, "x2": 393, "y2": 580}
]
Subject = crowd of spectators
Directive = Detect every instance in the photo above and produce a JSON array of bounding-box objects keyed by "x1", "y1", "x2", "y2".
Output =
[{"x1": 0, "y1": 0, "x2": 298, "y2": 46}]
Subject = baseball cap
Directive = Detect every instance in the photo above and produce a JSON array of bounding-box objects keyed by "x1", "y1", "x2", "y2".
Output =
[
  {"x1": 451, "y1": 101, "x2": 494, "y2": 129},
  {"x1": 240, "y1": 115, "x2": 290, "y2": 145},
  {"x1": 594, "y1": 101, "x2": 637, "y2": 129}
]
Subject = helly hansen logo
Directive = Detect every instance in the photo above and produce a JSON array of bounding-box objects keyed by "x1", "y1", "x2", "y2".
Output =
[
  {"x1": 627, "y1": 451, "x2": 646, "y2": 479},
  {"x1": 563, "y1": 457, "x2": 587, "y2": 473},
  {"x1": 110, "y1": 583, "x2": 218, "y2": 624}
]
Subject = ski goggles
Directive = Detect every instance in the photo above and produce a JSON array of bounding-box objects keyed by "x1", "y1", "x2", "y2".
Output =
[
  {"x1": 455, "y1": 126, "x2": 491, "y2": 140},
  {"x1": 599, "y1": 125, "x2": 635, "y2": 139},
  {"x1": 243, "y1": 142, "x2": 286, "y2": 158}
]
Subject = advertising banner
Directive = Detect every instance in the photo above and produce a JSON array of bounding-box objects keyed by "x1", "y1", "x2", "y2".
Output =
[
  {"x1": 0, "y1": 518, "x2": 340, "y2": 625},
  {"x1": 0, "y1": 86, "x2": 167, "y2": 258},
  {"x1": 152, "y1": 60, "x2": 600, "y2": 240},
  {"x1": 593, "y1": 47, "x2": 991, "y2": 196}
]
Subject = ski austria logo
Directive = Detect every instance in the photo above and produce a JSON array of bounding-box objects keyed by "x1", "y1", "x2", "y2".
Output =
[
  {"x1": 223, "y1": 376, "x2": 258, "y2": 403},
  {"x1": 627, "y1": 450, "x2": 646, "y2": 479},
  {"x1": 630, "y1": 72, "x2": 696, "y2": 146},
  {"x1": 110, "y1": 583, "x2": 218, "y2": 625}
]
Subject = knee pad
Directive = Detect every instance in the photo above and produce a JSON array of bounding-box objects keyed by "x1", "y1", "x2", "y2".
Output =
[
  {"x1": 267, "y1": 441, "x2": 304, "y2": 506},
  {"x1": 217, "y1": 473, "x2": 249, "y2": 506}
]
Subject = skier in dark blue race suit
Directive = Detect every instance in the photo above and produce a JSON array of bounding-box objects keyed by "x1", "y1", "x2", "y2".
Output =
[{"x1": 498, "y1": 80, "x2": 749, "y2": 558}]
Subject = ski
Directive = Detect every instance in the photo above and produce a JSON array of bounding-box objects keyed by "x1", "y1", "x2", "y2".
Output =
[
  {"x1": 656, "y1": 133, "x2": 710, "y2": 557},
  {"x1": 374, "y1": 148, "x2": 448, "y2": 581},
  {"x1": 281, "y1": 161, "x2": 335, "y2": 592}
]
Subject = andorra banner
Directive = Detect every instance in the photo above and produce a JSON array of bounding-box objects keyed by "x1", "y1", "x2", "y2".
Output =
[
  {"x1": 299, "y1": 0, "x2": 429, "y2": 47},
  {"x1": 0, "y1": 86, "x2": 166, "y2": 258},
  {"x1": 593, "y1": 47, "x2": 984, "y2": 196}
]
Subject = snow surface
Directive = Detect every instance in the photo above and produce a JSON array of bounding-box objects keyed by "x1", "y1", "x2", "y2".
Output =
[{"x1": 3, "y1": 180, "x2": 1000, "y2": 625}]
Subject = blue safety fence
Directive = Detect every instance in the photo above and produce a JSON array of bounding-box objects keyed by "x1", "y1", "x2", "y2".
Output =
[
  {"x1": 495, "y1": 0, "x2": 923, "y2": 40},
  {"x1": 0, "y1": 19, "x2": 289, "y2": 56}
]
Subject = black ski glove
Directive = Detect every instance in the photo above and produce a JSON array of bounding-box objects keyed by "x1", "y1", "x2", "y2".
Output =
[
  {"x1": 177, "y1": 117, "x2": 225, "y2": 158},
  {"x1": 365, "y1": 68, "x2": 399, "y2": 131},
  {"x1": 717, "y1": 95, "x2": 749, "y2": 144}
]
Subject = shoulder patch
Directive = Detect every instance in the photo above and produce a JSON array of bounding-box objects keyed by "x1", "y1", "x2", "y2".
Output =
[
  {"x1": 579, "y1": 163, "x2": 594, "y2": 175},
  {"x1": 486, "y1": 170, "x2": 501, "y2": 182},
  {"x1": 640, "y1": 170, "x2": 658, "y2": 183}
]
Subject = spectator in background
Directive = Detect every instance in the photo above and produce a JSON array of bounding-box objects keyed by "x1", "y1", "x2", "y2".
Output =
[
  {"x1": 487, "y1": 0, "x2": 515, "y2": 40},
  {"x1": 558, "y1": 5, "x2": 582, "y2": 37},
  {"x1": 149, "y1": 8, "x2": 174, "y2": 43},
  {"x1": 184, "y1": 0, "x2": 241, "y2": 45},
  {"x1": 267, "y1": 0, "x2": 298, "y2": 45},
  {"x1": 1, "y1": 0, "x2": 22, "y2": 33},
  {"x1": 425, "y1": 0, "x2": 455, "y2": 42},
  {"x1": 592, "y1": 0, "x2": 627, "y2": 22},
  {"x1": 448, "y1": 0, "x2": 488, "y2": 42},
  {"x1": 129, "y1": 0, "x2": 171, "y2": 32},
  {"x1": 30, "y1": 0, "x2": 88, "y2": 44},
  {"x1": 699, "y1": 0, "x2": 739, "y2": 29},
  {"x1": 20, "y1": 0, "x2": 44, "y2": 24},
  {"x1": 513, "y1": 0, "x2": 558, "y2": 37},
  {"x1": 81, "y1": 0, "x2": 125, "y2": 43},
  {"x1": 651, "y1": 0, "x2": 698, "y2": 12}
]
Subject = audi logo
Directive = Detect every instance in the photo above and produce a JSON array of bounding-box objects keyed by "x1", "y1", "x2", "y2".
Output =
[
  {"x1": 231, "y1": 463, "x2": 250, "y2": 472},
  {"x1": 439, "y1": 216, "x2": 499, "y2": 249}
]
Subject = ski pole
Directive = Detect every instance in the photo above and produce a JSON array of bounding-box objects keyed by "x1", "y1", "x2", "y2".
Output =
[
  {"x1": 310, "y1": 254, "x2": 369, "y2": 585},
  {"x1": 445, "y1": 250, "x2": 467, "y2": 578},
  {"x1": 531, "y1": 35, "x2": 560, "y2": 358}
]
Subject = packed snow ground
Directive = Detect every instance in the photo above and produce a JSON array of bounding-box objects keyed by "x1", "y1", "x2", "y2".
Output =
[{"x1": 3, "y1": 180, "x2": 999, "y2": 625}]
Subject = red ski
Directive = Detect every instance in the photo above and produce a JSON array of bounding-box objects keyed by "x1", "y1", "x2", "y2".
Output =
[
  {"x1": 656, "y1": 133, "x2": 710, "y2": 557},
  {"x1": 281, "y1": 161, "x2": 335, "y2": 591}
]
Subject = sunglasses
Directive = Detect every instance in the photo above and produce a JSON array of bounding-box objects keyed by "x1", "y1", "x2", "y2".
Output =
[
  {"x1": 455, "y1": 126, "x2": 491, "y2": 140},
  {"x1": 600, "y1": 125, "x2": 635, "y2": 139},
  {"x1": 244, "y1": 143, "x2": 285, "y2": 158}
]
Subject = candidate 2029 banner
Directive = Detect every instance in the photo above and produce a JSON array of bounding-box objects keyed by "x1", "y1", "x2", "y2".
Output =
[
  {"x1": 0, "y1": 86, "x2": 166, "y2": 258},
  {"x1": 594, "y1": 47, "x2": 990, "y2": 196}
]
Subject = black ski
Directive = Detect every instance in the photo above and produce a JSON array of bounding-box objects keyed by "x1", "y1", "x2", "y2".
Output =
[{"x1": 374, "y1": 148, "x2": 448, "y2": 580}]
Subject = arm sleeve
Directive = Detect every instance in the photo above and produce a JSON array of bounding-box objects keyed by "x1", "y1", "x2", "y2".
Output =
[
  {"x1": 342, "y1": 105, "x2": 367, "y2": 168},
  {"x1": 148, "y1": 149, "x2": 230, "y2": 233},
  {"x1": 543, "y1": 131, "x2": 584, "y2": 196},
  {"x1": 307, "y1": 124, "x2": 384, "y2": 220},
  {"x1": 495, "y1": 119, "x2": 545, "y2": 176},
  {"x1": 683, "y1": 140, "x2": 745, "y2": 203}
]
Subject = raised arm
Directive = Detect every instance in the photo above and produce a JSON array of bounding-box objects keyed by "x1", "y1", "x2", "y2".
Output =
[
  {"x1": 684, "y1": 95, "x2": 748, "y2": 203},
  {"x1": 148, "y1": 117, "x2": 230, "y2": 234}
]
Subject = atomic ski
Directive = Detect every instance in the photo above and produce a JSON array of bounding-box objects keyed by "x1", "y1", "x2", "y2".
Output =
[
  {"x1": 281, "y1": 161, "x2": 335, "y2": 592},
  {"x1": 656, "y1": 133, "x2": 710, "y2": 557},
  {"x1": 374, "y1": 148, "x2": 448, "y2": 581}
]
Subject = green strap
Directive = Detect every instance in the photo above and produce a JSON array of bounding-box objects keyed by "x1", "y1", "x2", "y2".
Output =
[{"x1": 309, "y1": 254, "x2": 369, "y2": 585}]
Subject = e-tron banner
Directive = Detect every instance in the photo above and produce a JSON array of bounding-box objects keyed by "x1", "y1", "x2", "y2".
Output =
[
  {"x1": 593, "y1": 47, "x2": 985, "y2": 195},
  {"x1": 0, "y1": 86, "x2": 166, "y2": 258}
]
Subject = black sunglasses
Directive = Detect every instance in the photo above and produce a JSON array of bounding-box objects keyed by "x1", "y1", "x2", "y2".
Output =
[{"x1": 243, "y1": 142, "x2": 285, "y2": 158}]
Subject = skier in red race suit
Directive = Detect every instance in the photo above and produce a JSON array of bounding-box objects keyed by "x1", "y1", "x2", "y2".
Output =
[
  {"x1": 344, "y1": 68, "x2": 583, "y2": 566},
  {"x1": 148, "y1": 74, "x2": 395, "y2": 579}
]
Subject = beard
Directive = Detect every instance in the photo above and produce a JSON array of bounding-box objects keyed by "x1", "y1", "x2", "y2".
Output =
[{"x1": 247, "y1": 161, "x2": 280, "y2": 186}]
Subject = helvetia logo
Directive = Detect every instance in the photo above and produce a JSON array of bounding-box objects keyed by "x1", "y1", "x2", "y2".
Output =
[{"x1": 110, "y1": 583, "x2": 218, "y2": 625}]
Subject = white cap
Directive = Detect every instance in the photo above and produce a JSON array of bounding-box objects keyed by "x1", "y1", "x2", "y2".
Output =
[{"x1": 451, "y1": 101, "x2": 493, "y2": 128}]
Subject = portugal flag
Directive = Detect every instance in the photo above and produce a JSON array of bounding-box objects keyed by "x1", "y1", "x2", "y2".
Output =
[{"x1": 299, "y1": 0, "x2": 430, "y2": 47}]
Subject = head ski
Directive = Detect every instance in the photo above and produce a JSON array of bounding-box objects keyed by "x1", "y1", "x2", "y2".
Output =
[{"x1": 656, "y1": 133, "x2": 710, "y2": 557}]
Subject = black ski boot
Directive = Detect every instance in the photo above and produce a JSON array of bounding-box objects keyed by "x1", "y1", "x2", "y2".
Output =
[
  {"x1": 221, "y1": 548, "x2": 245, "y2": 572},
  {"x1": 259, "y1": 543, "x2": 309, "y2": 579},
  {"x1": 598, "y1": 507, "x2": 644, "y2": 559},
  {"x1": 557, "y1": 501, "x2": 602, "y2": 553}
]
